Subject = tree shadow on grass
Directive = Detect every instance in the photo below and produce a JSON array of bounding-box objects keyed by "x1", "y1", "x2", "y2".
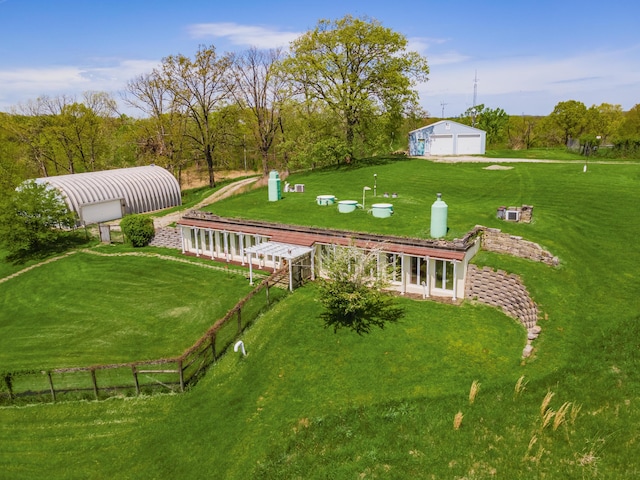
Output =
[
  {"x1": 4, "y1": 231, "x2": 92, "y2": 265},
  {"x1": 313, "y1": 154, "x2": 412, "y2": 174}
]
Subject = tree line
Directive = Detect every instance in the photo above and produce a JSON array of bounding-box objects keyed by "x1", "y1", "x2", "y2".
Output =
[
  {"x1": 461, "y1": 100, "x2": 640, "y2": 156},
  {"x1": 1, "y1": 15, "x2": 639, "y2": 197}
]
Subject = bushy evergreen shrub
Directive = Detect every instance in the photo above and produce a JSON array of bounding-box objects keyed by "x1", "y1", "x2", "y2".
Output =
[{"x1": 120, "y1": 214, "x2": 155, "y2": 247}]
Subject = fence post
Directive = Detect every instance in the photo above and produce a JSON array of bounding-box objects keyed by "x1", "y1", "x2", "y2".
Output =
[
  {"x1": 266, "y1": 281, "x2": 270, "y2": 305},
  {"x1": 4, "y1": 374, "x2": 13, "y2": 401},
  {"x1": 178, "y1": 359, "x2": 185, "y2": 393},
  {"x1": 210, "y1": 333, "x2": 216, "y2": 360},
  {"x1": 46, "y1": 371, "x2": 56, "y2": 402},
  {"x1": 132, "y1": 365, "x2": 140, "y2": 396},
  {"x1": 90, "y1": 369, "x2": 99, "y2": 400},
  {"x1": 237, "y1": 307, "x2": 242, "y2": 334}
]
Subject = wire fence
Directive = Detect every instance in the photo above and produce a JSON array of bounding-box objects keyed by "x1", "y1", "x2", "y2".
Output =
[{"x1": 0, "y1": 268, "x2": 289, "y2": 406}]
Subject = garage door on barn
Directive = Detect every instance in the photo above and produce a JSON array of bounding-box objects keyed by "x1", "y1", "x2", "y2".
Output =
[
  {"x1": 429, "y1": 135, "x2": 454, "y2": 155},
  {"x1": 456, "y1": 134, "x2": 483, "y2": 154},
  {"x1": 409, "y1": 121, "x2": 486, "y2": 156}
]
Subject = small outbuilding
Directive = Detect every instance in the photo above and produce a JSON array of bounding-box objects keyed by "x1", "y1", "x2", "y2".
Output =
[
  {"x1": 409, "y1": 120, "x2": 486, "y2": 156},
  {"x1": 33, "y1": 165, "x2": 181, "y2": 225}
]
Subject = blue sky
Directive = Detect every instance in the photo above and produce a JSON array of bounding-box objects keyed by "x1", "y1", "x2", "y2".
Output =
[{"x1": 1, "y1": 0, "x2": 638, "y2": 117}]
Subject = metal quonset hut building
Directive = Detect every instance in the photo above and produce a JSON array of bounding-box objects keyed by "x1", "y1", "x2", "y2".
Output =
[
  {"x1": 34, "y1": 165, "x2": 181, "y2": 225},
  {"x1": 409, "y1": 120, "x2": 486, "y2": 156}
]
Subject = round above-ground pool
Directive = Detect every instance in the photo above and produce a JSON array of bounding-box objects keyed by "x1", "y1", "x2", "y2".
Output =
[
  {"x1": 338, "y1": 200, "x2": 358, "y2": 213},
  {"x1": 371, "y1": 203, "x2": 394, "y2": 218},
  {"x1": 316, "y1": 195, "x2": 336, "y2": 206}
]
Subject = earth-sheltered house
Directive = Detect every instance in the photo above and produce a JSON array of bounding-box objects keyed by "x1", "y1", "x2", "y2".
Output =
[{"x1": 177, "y1": 212, "x2": 482, "y2": 299}]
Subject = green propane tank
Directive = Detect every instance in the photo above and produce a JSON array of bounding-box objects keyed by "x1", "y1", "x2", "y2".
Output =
[
  {"x1": 430, "y1": 193, "x2": 448, "y2": 238},
  {"x1": 268, "y1": 170, "x2": 282, "y2": 202}
]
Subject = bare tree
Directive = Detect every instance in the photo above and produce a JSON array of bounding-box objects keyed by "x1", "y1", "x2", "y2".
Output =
[
  {"x1": 233, "y1": 47, "x2": 291, "y2": 175},
  {"x1": 160, "y1": 45, "x2": 235, "y2": 187},
  {"x1": 125, "y1": 71, "x2": 189, "y2": 182}
]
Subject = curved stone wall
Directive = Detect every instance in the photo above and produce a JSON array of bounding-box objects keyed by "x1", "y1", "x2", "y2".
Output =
[
  {"x1": 465, "y1": 265, "x2": 538, "y2": 329},
  {"x1": 465, "y1": 226, "x2": 559, "y2": 358}
]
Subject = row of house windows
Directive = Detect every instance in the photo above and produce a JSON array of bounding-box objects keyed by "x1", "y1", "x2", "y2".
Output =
[
  {"x1": 312, "y1": 243, "x2": 456, "y2": 295},
  {"x1": 410, "y1": 256, "x2": 454, "y2": 290},
  {"x1": 182, "y1": 227, "x2": 458, "y2": 297},
  {"x1": 188, "y1": 228, "x2": 270, "y2": 265}
]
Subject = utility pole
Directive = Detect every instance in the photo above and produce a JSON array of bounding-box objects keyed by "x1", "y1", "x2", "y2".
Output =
[
  {"x1": 472, "y1": 71, "x2": 479, "y2": 127},
  {"x1": 440, "y1": 101, "x2": 448, "y2": 118}
]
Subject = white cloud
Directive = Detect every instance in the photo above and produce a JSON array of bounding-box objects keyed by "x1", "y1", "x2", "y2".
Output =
[
  {"x1": 0, "y1": 59, "x2": 160, "y2": 111},
  {"x1": 0, "y1": 67, "x2": 89, "y2": 90},
  {"x1": 187, "y1": 22, "x2": 301, "y2": 49},
  {"x1": 406, "y1": 36, "x2": 445, "y2": 54},
  {"x1": 417, "y1": 44, "x2": 640, "y2": 115}
]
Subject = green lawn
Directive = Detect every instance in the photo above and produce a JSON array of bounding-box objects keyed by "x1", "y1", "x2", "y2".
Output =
[
  {"x1": 485, "y1": 148, "x2": 586, "y2": 160},
  {"x1": 0, "y1": 251, "x2": 255, "y2": 370},
  {"x1": 1, "y1": 158, "x2": 639, "y2": 478}
]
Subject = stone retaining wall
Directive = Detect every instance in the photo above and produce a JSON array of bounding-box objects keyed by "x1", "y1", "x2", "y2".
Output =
[
  {"x1": 149, "y1": 226, "x2": 182, "y2": 249},
  {"x1": 465, "y1": 226, "x2": 559, "y2": 358},
  {"x1": 465, "y1": 265, "x2": 538, "y2": 329},
  {"x1": 480, "y1": 227, "x2": 558, "y2": 266}
]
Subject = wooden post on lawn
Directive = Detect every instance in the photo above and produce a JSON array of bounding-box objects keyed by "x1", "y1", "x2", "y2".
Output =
[
  {"x1": 4, "y1": 374, "x2": 13, "y2": 401},
  {"x1": 132, "y1": 365, "x2": 140, "y2": 396},
  {"x1": 266, "y1": 281, "x2": 270, "y2": 305},
  {"x1": 90, "y1": 369, "x2": 99, "y2": 400},
  {"x1": 46, "y1": 371, "x2": 56, "y2": 402},
  {"x1": 178, "y1": 359, "x2": 185, "y2": 393},
  {"x1": 210, "y1": 333, "x2": 216, "y2": 360}
]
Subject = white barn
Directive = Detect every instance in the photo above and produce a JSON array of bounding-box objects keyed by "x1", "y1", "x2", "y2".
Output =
[
  {"x1": 409, "y1": 120, "x2": 486, "y2": 156},
  {"x1": 33, "y1": 165, "x2": 181, "y2": 225}
]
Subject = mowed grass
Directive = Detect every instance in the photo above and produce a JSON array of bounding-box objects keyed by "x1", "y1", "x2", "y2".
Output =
[
  {"x1": 1, "y1": 158, "x2": 640, "y2": 478},
  {"x1": 0, "y1": 285, "x2": 527, "y2": 479},
  {"x1": 0, "y1": 251, "x2": 255, "y2": 370}
]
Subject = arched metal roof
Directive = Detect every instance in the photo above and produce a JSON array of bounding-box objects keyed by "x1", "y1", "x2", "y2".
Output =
[{"x1": 34, "y1": 165, "x2": 181, "y2": 219}]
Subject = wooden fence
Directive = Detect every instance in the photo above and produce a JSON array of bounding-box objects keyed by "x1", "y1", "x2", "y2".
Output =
[{"x1": 0, "y1": 268, "x2": 288, "y2": 406}]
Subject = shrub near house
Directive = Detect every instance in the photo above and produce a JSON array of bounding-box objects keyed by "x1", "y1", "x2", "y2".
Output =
[{"x1": 120, "y1": 214, "x2": 155, "y2": 247}]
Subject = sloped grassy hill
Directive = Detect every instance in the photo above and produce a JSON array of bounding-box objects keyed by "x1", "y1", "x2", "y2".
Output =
[{"x1": 1, "y1": 159, "x2": 639, "y2": 478}]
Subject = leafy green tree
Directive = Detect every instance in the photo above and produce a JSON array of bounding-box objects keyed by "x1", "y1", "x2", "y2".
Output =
[
  {"x1": 547, "y1": 100, "x2": 588, "y2": 146},
  {"x1": 277, "y1": 102, "x2": 345, "y2": 170},
  {"x1": 584, "y1": 103, "x2": 624, "y2": 144},
  {"x1": 318, "y1": 244, "x2": 404, "y2": 335},
  {"x1": 462, "y1": 104, "x2": 509, "y2": 147},
  {"x1": 283, "y1": 15, "x2": 429, "y2": 160},
  {"x1": 120, "y1": 214, "x2": 155, "y2": 247},
  {"x1": 506, "y1": 115, "x2": 540, "y2": 150},
  {"x1": 618, "y1": 103, "x2": 640, "y2": 138},
  {"x1": 8, "y1": 93, "x2": 119, "y2": 177},
  {"x1": 0, "y1": 180, "x2": 77, "y2": 261},
  {"x1": 0, "y1": 114, "x2": 29, "y2": 193},
  {"x1": 6, "y1": 101, "x2": 59, "y2": 176}
]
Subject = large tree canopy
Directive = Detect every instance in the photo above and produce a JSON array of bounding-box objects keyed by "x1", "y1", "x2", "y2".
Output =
[
  {"x1": 548, "y1": 100, "x2": 588, "y2": 146},
  {"x1": 283, "y1": 15, "x2": 429, "y2": 159}
]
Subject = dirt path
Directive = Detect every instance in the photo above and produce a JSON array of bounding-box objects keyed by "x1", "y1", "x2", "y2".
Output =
[{"x1": 154, "y1": 176, "x2": 259, "y2": 228}]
